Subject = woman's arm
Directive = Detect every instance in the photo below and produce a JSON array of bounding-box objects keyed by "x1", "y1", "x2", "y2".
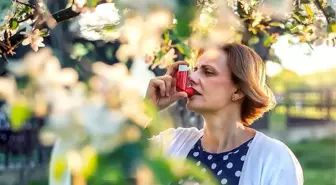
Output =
[{"x1": 268, "y1": 148, "x2": 304, "y2": 185}]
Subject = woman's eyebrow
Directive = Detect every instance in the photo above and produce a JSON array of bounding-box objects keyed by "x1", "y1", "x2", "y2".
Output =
[{"x1": 199, "y1": 64, "x2": 217, "y2": 71}]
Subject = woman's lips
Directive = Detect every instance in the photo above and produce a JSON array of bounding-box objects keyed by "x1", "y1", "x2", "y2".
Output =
[
  {"x1": 185, "y1": 88, "x2": 195, "y2": 97},
  {"x1": 192, "y1": 88, "x2": 202, "y2": 95}
]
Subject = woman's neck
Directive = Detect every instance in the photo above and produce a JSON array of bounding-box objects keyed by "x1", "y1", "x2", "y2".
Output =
[{"x1": 201, "y1": 108, "x2": 255, "y2": 153}]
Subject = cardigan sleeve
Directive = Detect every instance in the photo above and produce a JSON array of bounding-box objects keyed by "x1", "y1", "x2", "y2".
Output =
[
  {"x1": 148, "y1": 128, "x2": 177, "y2": 154},
  {"x1": 268, "y1": 145, "x2": 304, "y2": 185}
]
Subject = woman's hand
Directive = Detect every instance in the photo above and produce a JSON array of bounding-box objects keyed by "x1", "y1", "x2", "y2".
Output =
[{"x1": 145, "y1": 61, "x2": 189, "y2": 111}]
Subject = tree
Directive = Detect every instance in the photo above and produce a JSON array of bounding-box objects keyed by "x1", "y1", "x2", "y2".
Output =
[{"x1": 1, "y1": 0, "x2": 336, "y2": 66}]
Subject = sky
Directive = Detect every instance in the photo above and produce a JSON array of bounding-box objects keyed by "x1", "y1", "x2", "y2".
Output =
[{"x1": 267, "y1": 35, "x2": 336, "y2": 76}]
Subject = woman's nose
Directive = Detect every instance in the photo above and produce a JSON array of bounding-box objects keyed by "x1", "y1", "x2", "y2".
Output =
[{"x1": 188, "y1": 71, "x2": 198, "y2": 85}]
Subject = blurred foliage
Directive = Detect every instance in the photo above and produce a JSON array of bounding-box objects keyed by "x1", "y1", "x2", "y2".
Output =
[
  {"x1": 27, "y1": 136, "x2": 336, "y2": 185},
  {"x1": 268, "y1": 68, "x2": 336, "y2": 93},
  {"x1": 288, "y1": 136, "x2": 336, "y2": 185},
  {"x1": 268, "y1": 69, "x2": 309, "y2": 93}
]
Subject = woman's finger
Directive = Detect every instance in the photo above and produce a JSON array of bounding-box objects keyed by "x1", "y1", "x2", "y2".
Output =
[
  {"x1": 166, "y1": 61, "x2": 189, "y2": 77},
  {"x1": 150, "y1": 79, "x2": 166, "y2": 97},
  {"x1": 170, "y1": 78, "x2": 177, "y2": 95},
  {"x1": 159, "y1": 75, "x2": 172, "y2": 96}
]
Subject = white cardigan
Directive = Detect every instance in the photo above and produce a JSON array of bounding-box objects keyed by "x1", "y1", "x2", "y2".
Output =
[
  {"x1": 150, "y1": 127, "x2": 304, "y2": 185},
  {"x1": 49, "y1": 127, "x2": 303, "y2": 185}
]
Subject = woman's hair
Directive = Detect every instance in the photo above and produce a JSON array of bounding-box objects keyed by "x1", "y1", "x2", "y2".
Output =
[{"x1": 221, "y1": 43, "x2": 276, "y2": 125}]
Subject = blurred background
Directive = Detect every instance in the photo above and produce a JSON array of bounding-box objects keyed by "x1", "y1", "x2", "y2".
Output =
[{"x1": 0, "y1": 0, "x2": 335, "y2": 185}]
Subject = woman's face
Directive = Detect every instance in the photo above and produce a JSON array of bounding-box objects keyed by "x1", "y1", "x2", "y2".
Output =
[{"x1": 186, "y1": 48, "x2": 238, "y2": 113}]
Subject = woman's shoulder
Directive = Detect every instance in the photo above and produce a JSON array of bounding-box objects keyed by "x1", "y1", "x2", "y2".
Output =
[
  {"x1": 149, "y1": 127, "x2": 202, "y2": 152},
  {"x1": 254, "y1": 131, "x2": 296, "y2": 158},
  {"x1": 246, "y1": 131, "x2": 304, "y2": 184},
  {"x1": 252, "y1": 131, "x2": 303, "y2": 173},
  {"x1": 152, "y1": 127, "x2": 202, "y2": 141}
]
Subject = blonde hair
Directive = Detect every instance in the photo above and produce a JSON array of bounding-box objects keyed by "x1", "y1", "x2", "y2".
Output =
[{"x1": 221, "y1": 43, "x2": 276, "y2": 125}]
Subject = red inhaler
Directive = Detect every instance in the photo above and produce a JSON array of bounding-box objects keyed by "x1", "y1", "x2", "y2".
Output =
[{"x1": 176, "y1": 65, "x2": 195, "y2": 97}]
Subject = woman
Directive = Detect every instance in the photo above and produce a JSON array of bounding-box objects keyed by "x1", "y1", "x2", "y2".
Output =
[
  {"x1": 146, "y1": 43, "x2": 303, "y2": 185},
  {"x1": 49, "y1": 43, "x2": 303, "y2": 185}
]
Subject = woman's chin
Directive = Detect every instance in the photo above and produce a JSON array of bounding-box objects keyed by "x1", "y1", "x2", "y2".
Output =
[{"x1": 186, "y1": 99, "x2": 203, "y2": 113}]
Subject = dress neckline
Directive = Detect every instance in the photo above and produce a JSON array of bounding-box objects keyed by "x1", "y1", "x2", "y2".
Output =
[{"x1": 195, "y1": 136, "x2": 254, "y2": 155}]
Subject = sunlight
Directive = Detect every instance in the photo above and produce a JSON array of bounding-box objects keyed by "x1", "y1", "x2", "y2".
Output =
[{"x1": 273, "y1": 35, "x2": 336, "y2": 75}]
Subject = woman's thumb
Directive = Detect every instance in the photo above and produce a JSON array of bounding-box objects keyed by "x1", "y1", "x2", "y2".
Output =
[{"x1": 171, "y1": 91, "x2": 188, "y2": 101}]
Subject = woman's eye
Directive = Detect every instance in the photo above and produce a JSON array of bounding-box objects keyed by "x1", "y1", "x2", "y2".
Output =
[{"x1": 205, "y1": 70, "x2": 213, "y2": 75}]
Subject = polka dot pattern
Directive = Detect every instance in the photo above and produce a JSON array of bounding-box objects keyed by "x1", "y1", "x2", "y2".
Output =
[
  {"x1": 211, "y1": 163, "x2": 217, "y2": 169},
  {"x1": 226, "y1": 162, "x2": 233, "y2": 169},
  {"x1": 235, "y1": 170, "x2": 241, "y2": 177},
  {"x1": 182, "y1": 136, "x2": 254, "y2": 185},
  {"x1": 221, "y1": 178, "x2": 228, "y2": 184}
]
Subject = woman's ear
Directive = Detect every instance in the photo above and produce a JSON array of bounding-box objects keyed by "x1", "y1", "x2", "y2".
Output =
[{"x1": 232, "y1": 89, "x2": 245, "y2": 101}]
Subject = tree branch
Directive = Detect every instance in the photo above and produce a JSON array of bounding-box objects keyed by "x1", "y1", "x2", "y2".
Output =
[
  {"x1": 9, "y1": 7, "x2": 80, "y2": 50},
  {"x1": 314, "y1": 0, "x2": 331, "y2": 24},
  {"x1": 17, "y1": 14, "x2": 35, "y2": 23}
]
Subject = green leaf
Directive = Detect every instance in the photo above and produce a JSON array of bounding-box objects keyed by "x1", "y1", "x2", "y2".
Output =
[
  {"x1": 329, "y1": 24, "x2": 336, "y2": 32},
  {"x1": 9, "y1": 19, "x2": 19, "y2": 30},
  {"x1": 104, "y1": 25, "x2": 115, "y2": 31},
  {"x1": 10, "y1": 102, "x2": 32, "y2": 131},
  {"x1": 293, "y1": 14, "x2": 307, "y2": 22},
  {"x1": 174, "y1": 1, "x2": 197, "y2": 38},
  {"x1": 248, "y1": 36, "x2": 260, "y2": 45},
  {"x1": 251, "y1": 28, "x2": 258, "y2": 35},
  {"x1": 71, "y1": 43, "x2": 89, "y2": 59},
  {"x1": 263, "y1": 36, "x2": 274, "y2": 47},
  {"x1": 163, "y1": 31, "x2": 170, "y2": 43},
  {"x1": 269, "y1": 22, "x2": 281, "y2": 27},
  {"x1": 39, "y1": 28, "x2": 50, "y2": 37},
  {"x1": 304, "y1": 4, "x2": 314, "y2": 20},
  {"x1": 290, "y1": 25, "x2": 299, "y2": 33},
  {"x1": 146, "y1": 157, "x2": 175, "y2": 185},
  {"x1": 86, "y1": 0, "x2": 100, "y2": 7},
  {"x1": 152, "y1": 50, "x2": 166, "y2": 65},
  {"x1": 176, "y1": 43, "x2": 191, "y2": 57},
  {"x1": 300, "y1": 0, "x2": 310, "y2": 4}
]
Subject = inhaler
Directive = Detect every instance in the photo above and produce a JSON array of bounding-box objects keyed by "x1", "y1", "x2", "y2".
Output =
[{"x1": 176, "y1": 65, "x2": 195, "y2": 97}]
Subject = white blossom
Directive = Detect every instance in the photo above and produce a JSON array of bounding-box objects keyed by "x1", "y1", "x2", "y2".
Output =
[
  {"x1": 151, "y1": 48, "x2": 177, "y2": 69},
  {"x1": 72, "y1": 3, "x2": 121, "y2": 41},
  {"x1": 116, "y1": 10, "x2": 170, "y2": 62},
  {"x1": 72, "y1": 0, "x2": 87, "y2": 12},
  {"x1": 21, "y1": 26, "x2": 45, "y2": 51},
  {"x1": 257, "y1": 0, "x2": 293, "y2": 19}
]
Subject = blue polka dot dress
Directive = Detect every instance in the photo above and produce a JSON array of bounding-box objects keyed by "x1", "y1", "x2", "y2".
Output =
[{"x1": 185, "y1": 137, "x2": 254, "y2": 185}]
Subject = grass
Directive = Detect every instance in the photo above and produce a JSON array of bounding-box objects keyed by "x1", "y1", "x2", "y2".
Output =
[{"x1": 288, "y1": 136, "x2": 336, "y2": 185}]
